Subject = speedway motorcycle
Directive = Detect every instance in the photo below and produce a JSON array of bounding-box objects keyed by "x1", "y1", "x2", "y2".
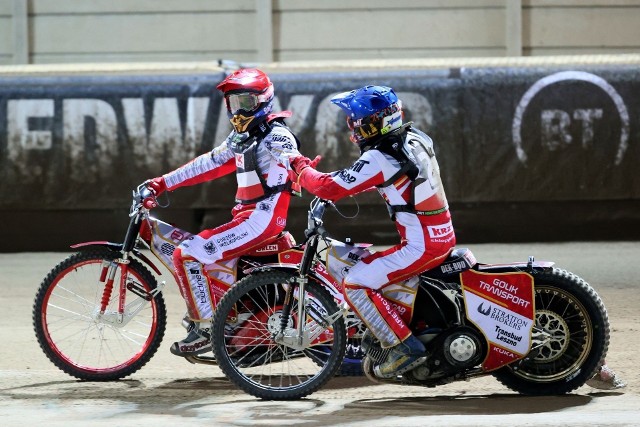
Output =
[
  {"x1": 210, "y1": 196, "x2": 610, "y2": 400},
  {"x1": 32, "y1": 185, "x2": 363, "y2": 381}
]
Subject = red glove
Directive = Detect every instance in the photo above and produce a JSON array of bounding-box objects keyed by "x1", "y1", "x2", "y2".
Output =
[
  {"x1": 142, "y1": 177, "x2": 166, "y2": 209},
  {"x1": 291, "y1": 155, "x2": 321, "y2": 175},
  {"x1": 143, "y1": 197, "x2": 158, "y2": 209},
  {"x1": 147, "y1": 177, "x2": 166, "y2": 196}
]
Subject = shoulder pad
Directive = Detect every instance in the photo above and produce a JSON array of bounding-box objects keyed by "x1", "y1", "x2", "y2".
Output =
[{"x1": 267, "y1": 111, "x2": 293, "y2": 122}]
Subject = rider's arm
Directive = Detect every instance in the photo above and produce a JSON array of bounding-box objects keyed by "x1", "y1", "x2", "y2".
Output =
[
  {"x1": 297, "y1": 150, "x2": 386, "y2": 201},
  {"x1": 162, "y1": 141, "x2": 236, "y2": 191}
]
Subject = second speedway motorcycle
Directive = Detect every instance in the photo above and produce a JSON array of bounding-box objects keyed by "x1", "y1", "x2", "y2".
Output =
[
  {"x1": 210, "y1": 197, "x2": 610, "y2": 400},
  {"x1": 32, "y1": 185, "x2": 363, "y2": 381}
]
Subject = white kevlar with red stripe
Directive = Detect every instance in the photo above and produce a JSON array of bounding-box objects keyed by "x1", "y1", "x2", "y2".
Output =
[{"x1": 296, "y1": 128, "x2": 456, "y2": 349}]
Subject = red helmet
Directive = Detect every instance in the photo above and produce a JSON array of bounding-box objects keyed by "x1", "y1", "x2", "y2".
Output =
[{"x1": 217, "y1": 68, "x2": 274, "y2": 133}]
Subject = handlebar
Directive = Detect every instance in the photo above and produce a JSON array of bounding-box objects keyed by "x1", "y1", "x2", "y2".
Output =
[
  {"x1": 305, "y1": 197, "x2": 333, "y2": 239},
  {"x1": 130, "y1": 183, "x2": 156, "y2": 216},
  {"x1": 138, "y1": 185, "x2": 154, "y2": 202}
]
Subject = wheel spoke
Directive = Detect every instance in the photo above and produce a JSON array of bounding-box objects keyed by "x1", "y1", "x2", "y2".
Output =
[
  {"x1": 212, "y1": 272, "x2": 346, "y2": 399},
  {"x1": 34, "y1": 251, "x2": 165, "y2": 380},
  {"x1": 514, "y1": 285, "x2": 592, "y2": 381}
]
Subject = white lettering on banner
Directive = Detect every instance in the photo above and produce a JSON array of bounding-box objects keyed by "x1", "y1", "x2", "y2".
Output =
[
  {"x1": 63, "y1": 99, "x2": 118, "y2": 181},
  {"x1": 541, "y1": 109, "x2": 603, "y2": 151},
  {"x1": 512, "y1": 71, "x2": 630, "y2": 165},
  {"x1": 122, "y1": 97, "x2": 145, "y2": 143},
  {"x1": 123, "y1": 97, "x2": 208, "y2": 172},
  {"x1": 272, "y1": 94, "x2": 314, "y2": 134},
  {"x1": 4, "y1": 92, "x2": 434, "y2": 173},
  {"x1": 314, "y1": 94, "x2": 344, "y2": 159},
  {"x1": 214, "y1": 99, "x2": 233, "y2": 144},
  {"x1": 7, "y1": 99, "x2": 54, "y2": 162},
  {"x1": 186, "y1": 97, "x2": 209, "y2": 151}
]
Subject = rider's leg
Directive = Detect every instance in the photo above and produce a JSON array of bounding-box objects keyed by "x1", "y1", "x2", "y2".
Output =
[
  {"x1": 170, "y1": 249, "x2": 215, "y2": 356},
  {"x1": 343, "y1": 240, "x2": 453, "y2": 377},
  {"x1": 169, "y1": 197, "x2": 288, "y2": 356}
]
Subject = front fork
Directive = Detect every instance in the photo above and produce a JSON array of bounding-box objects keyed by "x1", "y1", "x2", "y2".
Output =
[
  {"x1": 273, "y1": 235, "x2": 346, "y2": 350},
  {"x1": 96, "y1": 254, "x2": 164, "y2": 327}
]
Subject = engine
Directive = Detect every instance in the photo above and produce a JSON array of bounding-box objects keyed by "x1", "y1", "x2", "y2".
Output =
[
  {"x1": 361, "y1": 276, "x2": 488, "y2": 383},
  {"x1": 409, "y1": 326, "x2": 485, "y2": 381},
  {"x1": 361, "y1": 326, "x2": 486, "y2": 383}
]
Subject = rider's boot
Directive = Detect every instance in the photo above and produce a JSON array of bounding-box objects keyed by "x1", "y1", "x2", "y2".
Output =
[
  {"x1": 373, "y1": 334, "x2": 427, "y2": 378},
  {"x1": 170, "y1": 321, "x2": 212, "y2": 356}
]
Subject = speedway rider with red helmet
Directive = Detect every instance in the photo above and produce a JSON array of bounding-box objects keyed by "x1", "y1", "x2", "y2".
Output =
[
  {"x1": 291, "y1": 85, "x2": 456, "y2": 378},
  {"x1": 142, "y1": 68, "x2": 311, "y2": 356}
]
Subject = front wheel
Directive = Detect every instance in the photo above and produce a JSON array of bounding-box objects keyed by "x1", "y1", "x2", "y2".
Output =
[
  {"x1": 212, "y1": 271, "x2": 346, "y2": 400},
  {"x1": 33, "y1": 249, "x2": 167, "y2": 380},
  {"x1": 493, "y1": 268, "x2": 609, "y2": 395}
]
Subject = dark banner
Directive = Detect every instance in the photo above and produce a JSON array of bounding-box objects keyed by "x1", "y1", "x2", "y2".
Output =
[{"x1": 0, "y1": 63, "x2": 639, "y2": 249}]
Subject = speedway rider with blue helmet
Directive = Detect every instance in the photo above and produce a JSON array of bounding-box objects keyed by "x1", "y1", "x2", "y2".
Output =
[
  {"x1": 291, "y1": 86, "x2": 456, "y2": 378},
  {"x1": 142, "y1": 68, "x2": 311, "y2": 357}
]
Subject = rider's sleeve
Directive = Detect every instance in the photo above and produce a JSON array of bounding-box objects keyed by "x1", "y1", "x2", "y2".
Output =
[
  {"x1": 297, "y1": 150, "x2": 386, "y2": 201},
  {"x1": 163, "y1": 140, "x2": 236, "y2": 191}
]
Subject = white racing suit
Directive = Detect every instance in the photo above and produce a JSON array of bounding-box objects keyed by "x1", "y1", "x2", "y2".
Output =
[
  {"x1": 162, "y1": 118, "x2": 301, "y2": 324},
  {"x1": 298, "y1": 126, "x2": 456, "y2": 348}
]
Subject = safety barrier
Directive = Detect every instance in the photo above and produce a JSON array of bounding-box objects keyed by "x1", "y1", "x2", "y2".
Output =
[{"x1": 1, "y1": 56, "x2": 639, "y2": 251}]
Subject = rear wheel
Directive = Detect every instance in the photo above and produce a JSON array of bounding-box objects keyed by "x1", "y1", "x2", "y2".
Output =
[
  {"x1": 493, "y1": 268, "x2": 609, "y2": 395},
  {"x1": 212, "y1": 271, "x2": 346, "y2": 400},
  {"x1": 33, "y1": 249, "x2": 166, "y2": 380}
]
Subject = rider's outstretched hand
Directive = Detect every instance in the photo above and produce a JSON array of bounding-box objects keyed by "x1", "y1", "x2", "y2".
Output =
[{"x1": 291, "y1": 155, "x2": 321, "y2": 175}]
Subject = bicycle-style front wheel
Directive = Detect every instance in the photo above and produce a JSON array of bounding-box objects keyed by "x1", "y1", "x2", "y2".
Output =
[
  {"x1": 33, "y1": 249, "x2": 166, "y2": 380},
  {"x1": 212, "y1": 271, "x2": 346, "y2": 400}
]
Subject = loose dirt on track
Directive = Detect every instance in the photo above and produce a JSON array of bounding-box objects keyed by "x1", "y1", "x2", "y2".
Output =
[{"x1": 1, "y1": 242, "x2": 638, "y2": 426}]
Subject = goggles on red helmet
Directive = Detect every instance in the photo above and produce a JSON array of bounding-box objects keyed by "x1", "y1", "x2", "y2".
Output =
[{"x1": 224, "y1": 85, "x2": 274, "y2": 115}]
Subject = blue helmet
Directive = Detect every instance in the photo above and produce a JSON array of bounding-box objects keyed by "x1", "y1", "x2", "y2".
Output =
[{"x1": 331, "y1": 85, "x2": 403, "y2": 145}]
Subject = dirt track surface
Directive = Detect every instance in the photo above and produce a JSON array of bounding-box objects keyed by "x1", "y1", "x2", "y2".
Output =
[{"x1": 1, "y1": 242, "x2": 638, "y2": 426}]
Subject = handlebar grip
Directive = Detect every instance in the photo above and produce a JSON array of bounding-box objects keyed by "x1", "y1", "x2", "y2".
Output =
[
  {"x1": 143, "y1": 198, "x2": 158, "y2": 209},
  {"x1": 316, "y1": 226, "x2": 329, "y2": 239},
  {"x1": 139, "y1": 187, "x2": 154, "y2": 200}
]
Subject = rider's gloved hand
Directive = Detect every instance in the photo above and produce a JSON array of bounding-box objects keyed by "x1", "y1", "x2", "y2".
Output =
[
  {"x1": 147, "y1": 177, "x2": 166, "y2": 196},
  {"x1": 142, "y1": 177, "x2": 166, "y2": 209},
  {"x1": 291, "y1": 155, "x2": 321, "y2": 176},
  {"x1": 143, "y1": 197, "x2": 158, "y2": 209}
]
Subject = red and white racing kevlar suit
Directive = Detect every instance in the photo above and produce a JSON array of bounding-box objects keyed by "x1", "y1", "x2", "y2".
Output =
[
  {"x1": 297, "y1": 127, "x2": 456, "y2": 348},
  {"x1": 161, "y1": 118, "x2": 301, "y2": 323}
]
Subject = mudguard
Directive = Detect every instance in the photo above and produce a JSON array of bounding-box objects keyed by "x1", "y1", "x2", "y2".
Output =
[
  {"x1": 241, "y1": 249, "x2": 344, "y2": 303},
  {"x1": 70, "y1": 241, "x2": 163, "y2": 276},
  {"x1": 476, "y1": 260, "x2": 555, "y2": 273}
]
